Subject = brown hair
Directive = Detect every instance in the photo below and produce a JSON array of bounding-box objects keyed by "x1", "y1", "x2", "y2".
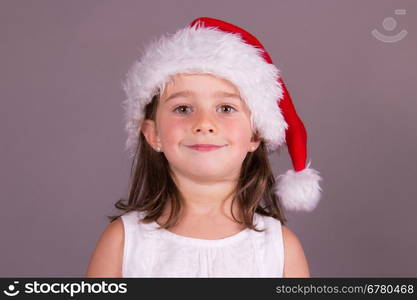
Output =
[{"x1": 108, "y1": 93, "x2": 287, "y2": 232}]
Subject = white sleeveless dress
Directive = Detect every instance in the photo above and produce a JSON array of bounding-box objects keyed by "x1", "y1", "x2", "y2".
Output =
[{"x1": 121, "y1": 210, "x2": 285, "y2": 277}]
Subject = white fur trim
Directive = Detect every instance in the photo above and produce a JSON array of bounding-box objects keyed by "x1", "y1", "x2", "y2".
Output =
[
  {"x1": 122, "y1": 22, "x2": 288, "y2": 158},
  {"x1": 275, "y1": 160, "x2": 323, "y2": 211}
]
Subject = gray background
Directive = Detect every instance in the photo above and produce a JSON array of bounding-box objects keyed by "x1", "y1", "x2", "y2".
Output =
[{"x1": 1, "y1": 0, "x2": 416, "y2": 277}]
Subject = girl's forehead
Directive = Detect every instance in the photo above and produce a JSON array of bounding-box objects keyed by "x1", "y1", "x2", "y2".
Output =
[
  {"x1": 159, "y1": 73, "x2": 252, "y2": 114},
  {"x1": 164, "y1": 73, "x2": 240, "y2": 94}
]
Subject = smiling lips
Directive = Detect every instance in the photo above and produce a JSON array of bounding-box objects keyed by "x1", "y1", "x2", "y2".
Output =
[{"x1": 187, "y1": 144, "x2": 226, "y2": 152}]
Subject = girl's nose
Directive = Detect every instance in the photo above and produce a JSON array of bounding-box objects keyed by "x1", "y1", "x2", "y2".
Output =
[{"x1": 192, "y1": 111, "x2": 217, "y2": 134}]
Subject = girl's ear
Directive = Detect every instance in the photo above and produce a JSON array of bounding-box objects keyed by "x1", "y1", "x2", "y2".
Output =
[
  {"x1": 140, "y1": 120, "x2": 162, "y2": 151},
  {"x1": 248, "y1": 130, "x2": 262, "y2": 152}
]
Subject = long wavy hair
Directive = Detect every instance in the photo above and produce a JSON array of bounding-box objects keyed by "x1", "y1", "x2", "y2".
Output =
[{"x1": 108, "y1": 93, "x2": 287, "y2": 232}]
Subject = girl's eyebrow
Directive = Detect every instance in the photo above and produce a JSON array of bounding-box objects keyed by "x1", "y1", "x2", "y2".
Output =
[{"x1": 164, "y1": 90, "x2": 242, "y2": 103}]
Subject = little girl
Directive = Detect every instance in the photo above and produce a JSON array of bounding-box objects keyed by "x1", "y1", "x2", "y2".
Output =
[{"x1": 86, "y1": 17, "x2": 322, "y2": 278}]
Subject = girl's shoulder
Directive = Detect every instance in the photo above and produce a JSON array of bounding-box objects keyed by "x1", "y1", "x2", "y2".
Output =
[
  {"x1": 280, "y1": 225, "x2": 310, "y2": 277},
  {"x1": 85, "y1": 217, "x2": 124, "y2": 277}
]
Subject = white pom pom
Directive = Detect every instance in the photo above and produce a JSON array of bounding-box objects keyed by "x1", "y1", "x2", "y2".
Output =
[{"x1": 275, "y1": 160, "x2": 323, "y2": 211}]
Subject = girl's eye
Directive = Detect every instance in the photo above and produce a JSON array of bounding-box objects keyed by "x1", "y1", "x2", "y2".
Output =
[
  {"x1": 173, "y1": 105, "x2": 192, "y2": 114},
  {"x1": 219, "y1": 105, "x2": 237, "y2": 113},
  {"x1": 173, "y1": 105, "x2": 237, "y2": 114}
]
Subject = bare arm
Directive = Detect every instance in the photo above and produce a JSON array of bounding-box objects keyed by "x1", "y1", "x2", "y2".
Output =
[
  {"x1": 85, "y1": 218, "x2": 124, "y2": 277},
  {"x1": 282, "y1": 225, "x2": 310, "y2": 277}
]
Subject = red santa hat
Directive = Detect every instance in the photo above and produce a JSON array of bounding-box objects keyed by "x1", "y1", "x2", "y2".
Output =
[{"x1": 122, "y1": 17, "x2": 323, "y2": 211}]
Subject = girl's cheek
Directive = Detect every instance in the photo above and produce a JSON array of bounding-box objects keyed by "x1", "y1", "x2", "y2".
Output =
[
  {"x1": 163, "y1": 117, "x2": 186, "y2": 130},
  {"x1": 223, "y1": 118, "x2": 252, "y2": 137},
  {"x1": 159, "y1": 119, "x2": 186, "y2": 142}
]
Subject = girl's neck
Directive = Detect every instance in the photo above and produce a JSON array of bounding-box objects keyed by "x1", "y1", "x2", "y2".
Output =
[
  {"x1": 157, "y1": 196, "x2": 244, "y2": 226},
  {"x1": 156, "y1": 199, "x2": 247, "y2": 239}
]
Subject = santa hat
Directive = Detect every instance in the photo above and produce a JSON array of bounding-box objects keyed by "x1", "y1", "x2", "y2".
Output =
[{"x1": 122, "y1": 17, "x2": 322, "y2": 212}]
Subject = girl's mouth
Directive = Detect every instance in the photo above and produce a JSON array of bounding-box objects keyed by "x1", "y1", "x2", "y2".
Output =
[{"x1": 187, "y1": 145, "x2": 226, "y2": 152}]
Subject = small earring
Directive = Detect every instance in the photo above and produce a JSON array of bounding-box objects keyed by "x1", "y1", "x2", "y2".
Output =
[{"x1": 155, "y1": 146, "x2": 160, "y2": 152}]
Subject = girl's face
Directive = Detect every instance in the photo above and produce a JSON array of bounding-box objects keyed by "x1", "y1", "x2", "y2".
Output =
[{"x1": 141, "y1": 73, "x2": 261, "y2": 182}]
